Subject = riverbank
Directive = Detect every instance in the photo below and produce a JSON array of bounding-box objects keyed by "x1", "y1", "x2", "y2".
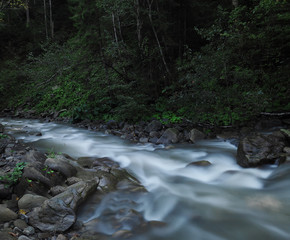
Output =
[{"x1": 0, "y1": 122, "x2": 151, "y2": 240}]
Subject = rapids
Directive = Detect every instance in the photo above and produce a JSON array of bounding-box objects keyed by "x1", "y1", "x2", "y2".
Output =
[{"x1": 1, "y1": 118, "x2": 290, "y2": 240}]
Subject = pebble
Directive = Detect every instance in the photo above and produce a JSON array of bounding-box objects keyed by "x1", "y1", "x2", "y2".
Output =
[
  {"x1": 18, "y1": 235, "x2": 32, "y2": 240},
  {"x1": 23, "y1": 226, "x2": 35, "y2": 236}
]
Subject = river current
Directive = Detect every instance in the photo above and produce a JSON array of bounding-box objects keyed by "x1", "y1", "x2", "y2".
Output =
[{"x1": 1, "y1": 118, "x2": 290, "y2": 240}]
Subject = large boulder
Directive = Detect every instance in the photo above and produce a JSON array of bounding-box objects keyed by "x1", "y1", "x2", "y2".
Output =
[
  {"x1": 45, "y1": 157, "x2": 77, "y2": 178},
  {"x1": 28, "y1": 179, "x2": 99, "y2": 232},
  {"x1": 189, "y1": 129, "x2": 205, "y2": 143},
  {"x1": 237, "y1": 132, "x2": 285, "y2": 168},
  {"x1": 18, "y1": 194, "x2": 48, "y2": 211},
  {"x1": 157, "y1": 128, "x2": 179, "y2": 144}
]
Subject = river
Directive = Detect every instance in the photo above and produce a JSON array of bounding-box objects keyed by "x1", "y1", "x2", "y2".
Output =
[{"x1": 1, "y1": 118, "x2": 290, "y2": 240}]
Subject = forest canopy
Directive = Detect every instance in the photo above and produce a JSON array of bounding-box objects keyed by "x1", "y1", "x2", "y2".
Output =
[{"x1": 0, "y1": 0, "x2": 289, "y2": 125}]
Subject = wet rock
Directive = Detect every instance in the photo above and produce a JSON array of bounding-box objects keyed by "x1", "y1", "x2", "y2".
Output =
[
  {"x1": 18, "y1": 236, "x2": 32, "y2": 240},
  {"x1": 18, "y1": 194, "x2": 48, "y2": 211},
  {"x1": 186, "y1": 160, "x2": 212, "y2": 167},
  {"x1": 24, "y1": 150, "x2": 47, "y2": 165},
  {"x1": 66, "y1": 177, "x2": 81, "y2": 186},
  {"x1": 148, "y1": 136, "x2": 158, "y2": 144},
  {"x1": 93, "y1": 157, "x2": 121, "y2": 172},
  {"x1": 49, "y1": 186, "x2": 67, "y2": 196},
  {"x1": 45, "y1": 157, "x2": 77, "y2": 178},
  {"x1": 280, "y1": 128, "x2": 290, "y2": 139},
  {"x1": 13, "y1": 219, "x2": 28, "y2": 231},
  {"x1": 139, "y1": 137, "x2": 148, "y2": 143},
  {"x1": 189, "y1": 129, "x2": 205, "y2": 143},
  {"x1": 23, "y1": 167, "x2": 51, "y2": 187},
  {"x1": 145, "y1": 120, "x2": 162, "y2": 133},
  {"x1": 157, "y1": 128, "x2": 179, "y2": 144},
  {"x1": 237, "y1": 133, "x2": 285, "y2": 168},
  {"x1": 23, "y1": 226, "x2": 35, "y2": 236},
  {"x1": 28, "y1": 179, "x2": 99, "y2": 232},
  {"x1": 56, "y1": 234, "x2": 67, "y2": 240},
  {"x1": 0, "y1": 205, "x2": 18, "y2": 223},
  {"x1": 112, "y1": 230, "x2": 132, "y2": 239},
  {"x1": 0, "y1": 138, "x2": 9, "y2": 154}
]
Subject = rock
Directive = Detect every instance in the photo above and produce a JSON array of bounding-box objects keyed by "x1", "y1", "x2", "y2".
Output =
[
  {"x1": 56, "y1": 234, "x2": 67, "y2": 240},
  {"x1": 186, "y1": 160, "x2": 212, "y2": 167},
  {"x1": 139, "y1": 137, "x2": 148, "y2": 143},
  {"x1": 189, "y1": 129, "x2": 205, "y2": 143},
  {"x1": 0, "y1": 138, "x2": 8, "y2": 154},
  {"x1": 0, "y1": 184, "x2": 12, "y2": 199},
  {"x1": 105, "y1": 120, "x2": 118, "y2": 129},
  {"x1": 66, "y1": 177, "x2": 81, "y2": 186},
  {"x1": 0, "y1": 123, "x2": 4, "y2": 133},
  {"x1": 145, "y1": 120, "x2": 162, "y2": 133},
  {"x1": 280, "y1": 129, "x2": 290, "y2": 139},
  {"x1": 24, "y1": 150, "x2": 47, "y2": 165},
  {"x1": 49, "y1": 186, "x2": 67, "y2": 196},
  {"x1": 18, "y1": 194, "x2": 48, "y2": 211},
  {"x1": 13, "y1": 219, "x2": 28, "y2": 230},
  {"x1": 0, "y1": 205, "x2": 18, "y2": 223},
  {"x1": 149, "y1": 131, "x2": 160, "y2": 138},
  {"x1": 23, "y1": 167, "x2": 51, "y2": 187},
  {"x1": 148, "y1": 136, "x2": 158, "y2": 144},
  {"x1": 112, "y1": 230, "x2": 132, "y2": 239},
  {"x1": 45, "y1": 157, "x2": 77, "y2": 178},
  {"x1": 92, "y1": 157, "x2": 121, "y2": 172},
  {"x1": 0, "y1": 229, "x2": 16, "y2": 240},
  {"x1": 157, "y1": 128, "x2": 179, "y2": 144},
  {"x1": 237, "y1": 133, "x2": 285, "y2": 168},
  {"x1": 18, "y1": 236, "x2": 32, "y2": 240},
  {"x1": 28, "y1": 179, "x2": 99, "y2": 232},
  {"x1": 23, "y1": 226, "x2": 35, "y2": 236}
]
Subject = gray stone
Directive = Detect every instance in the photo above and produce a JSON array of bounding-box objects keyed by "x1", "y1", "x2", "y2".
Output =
[
  {"x1": 157, "y1": 128, "x2": 179, "y2": 144},
  {"x1": 49, "y1": 186, "x2": 67, "y2": 196},
  {"x1": 189, "y1": 129, "x2": 205, "y2": 143},
  {"x1": 13, "y1": 219, "x2": 28, "y2": 230},
  {"x1": 0, "y1": 205, "x2": 18, "y2": 223},
  {"x1": 28, "y1": 179, "x2": 98, "y2": 232},
  {"x1": 18, "y1": 194, "x2": 48, "y2": 211},
  {"x1": 23, "y1": 167, "x2": 51, "y2": 187},
  {"x1": 0, "y1": 184, "x2": 12, "y2": 199},
  {"x1": 187, "y1": 161, "x2": 212, "y2": 167},
  {"x1": 45, "y1": 157, "x2": 77, "y2": 178},
  {"x1": 145, "y1": 120, "x2": 162, "y2": 133},
  {"x1": 139, "y1": 137, "x2": 149, "y2": 143},
  {"x1": 56, "y1": 234, "x2": 67, "y2": 240},
  {"x1": 23, "y1": 226, "x2": 35, "y2": 236},
  {"x1": 24, "y1": 150, "x2": 46, "y2": 165},
  {"x1": 18, "y1": 236, "x2": 32, "y2": 240},
  {"x1": 0, "y1": 123, "x2": 4, "y2": 133},
  {"x1": 66, "y1": 177, "x2": 81, "y2": 186},
  {"x1": 0, "y1": 229, "x2": 16, "y2": 240},
  {"x1": 237, "y1": 133, "x2": 285, "y2": 168}
]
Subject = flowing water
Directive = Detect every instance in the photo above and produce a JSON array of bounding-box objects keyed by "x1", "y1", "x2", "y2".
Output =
[{"x1": 1, "y1": 118, "x2": 290, "y2": 240}]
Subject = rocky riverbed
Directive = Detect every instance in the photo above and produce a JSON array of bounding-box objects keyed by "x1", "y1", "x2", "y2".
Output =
[
  {"x1": 1, "y1": 110, "x2": 290, "y2": 240},
  {"x1": 0, "y1": 123, "x2": 151, "y2": 240}
]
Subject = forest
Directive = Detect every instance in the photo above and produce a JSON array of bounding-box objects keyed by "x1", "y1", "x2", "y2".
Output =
[{"x1": 0, "y1": 0, "x2": 289, "y2": 126}]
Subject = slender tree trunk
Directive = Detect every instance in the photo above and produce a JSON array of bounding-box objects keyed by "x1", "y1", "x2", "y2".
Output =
[
  {"x1": 135, "y1": 0, "x2": 142, "y2": 47},
  {"x1": 25, "y1": 0, "x2": 30, "y2": 27},
  {"x1": 146, "y1": 0, "x2": 171, "y2": 77},
  {"x1": 117, "y1": 14, "x2": 123, "y2": 42},
  {"x1": 43, "y1": 0, "x2": 48, "y2": 39},
  {"x1": 49, "y1": 0, "x2": 54, "y2": 38},
  {"x1": 112, "y1": 12, "x2": 119, "y2": 46}
]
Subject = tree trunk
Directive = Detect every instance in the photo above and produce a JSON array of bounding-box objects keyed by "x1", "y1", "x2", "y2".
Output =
[
  {"x1": 43, "y1": 0, "x2": 48, "y2": 39},
  {"x1": 135, "y1": 0, "x2": 142, "y2": 47},
  {"x1": 25, "y1": 0, "x2": 30, "y2": 27},
  {"x1": 146, "y1": 0, "x2": 171, "y2": 77},
  {"x1": 49, "y1": 0, "x2": 54, "y2": 38},
  {"x1": 117, "y1": 14, "x2": 123, "y2": 42},
  {"x1": 112, "y1": 12, "x2": 119, "y2": 46}
]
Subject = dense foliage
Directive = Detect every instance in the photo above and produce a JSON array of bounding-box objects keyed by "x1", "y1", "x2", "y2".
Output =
[{"x1": 0, "y1": 0, "x2": 289, "y2": 125}]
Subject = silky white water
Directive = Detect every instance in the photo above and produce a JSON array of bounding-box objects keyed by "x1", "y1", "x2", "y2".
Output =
[{"x1": 1, "y1": 118, "x2": 290, "y2": 240}]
